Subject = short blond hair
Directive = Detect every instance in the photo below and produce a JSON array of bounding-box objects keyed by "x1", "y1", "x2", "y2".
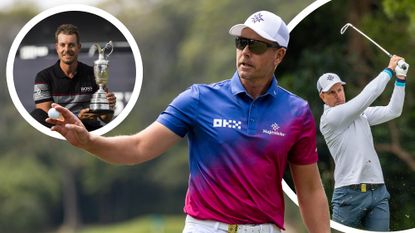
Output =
[{"x1": 55, "y1": 24, "x2": 80, "y2": 44}]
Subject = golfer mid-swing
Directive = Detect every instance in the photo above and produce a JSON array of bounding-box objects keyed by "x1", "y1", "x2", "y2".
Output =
[{"x1": 317, "y1": 55, "x2": 408, "y2": 231}]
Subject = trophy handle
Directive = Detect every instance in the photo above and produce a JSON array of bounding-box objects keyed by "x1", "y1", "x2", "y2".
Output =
[
  {"x1": 103, "y1": 41, "x2": 113, "y2": 59},
  {"x1": 88, "y1": 43, "x2": 100, "y2": 57},
  {"x1": 88, "y1": 41, "x2": 113, "y2": 59}
]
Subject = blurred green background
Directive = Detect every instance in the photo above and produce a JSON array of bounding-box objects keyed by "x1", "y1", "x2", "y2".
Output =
[{"x1": 0, "y1": 0, "x2": 414, "y2": 232}]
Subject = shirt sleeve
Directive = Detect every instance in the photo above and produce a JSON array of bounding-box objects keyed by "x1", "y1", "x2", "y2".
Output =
[
  {"x1": 364, "y1": 81, "x2": 405, "y2": 126},
  {"x1": 322, "y1": 69, "x2": 392, "y2": 130},
  {"x1": 288, "y1": 103, "x2": 319, "y2": 165},
  {"x1": 33, "y1": 71, "x2": 52, "y2": 104},
  {"x1": 156, "y1": 85, "x2": 200, "y2": 137}
]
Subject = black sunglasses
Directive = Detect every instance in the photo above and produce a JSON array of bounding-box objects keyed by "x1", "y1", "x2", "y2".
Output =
[{"x1": 235, "y1": 37, "x2": 280, "y2": 55}]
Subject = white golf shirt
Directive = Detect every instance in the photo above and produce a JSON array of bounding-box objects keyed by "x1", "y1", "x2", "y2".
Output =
[{"x1": 320, "y1": 70, "x2": 405, "y2": 188}]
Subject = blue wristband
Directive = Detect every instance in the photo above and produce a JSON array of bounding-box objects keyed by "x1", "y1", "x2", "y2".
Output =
[
  {"x1": 384, "y1": 68, "x2": 393, "y2": 78},
  {"x1": 395, "y1": 78, "x2": 406, "y2": 87}
]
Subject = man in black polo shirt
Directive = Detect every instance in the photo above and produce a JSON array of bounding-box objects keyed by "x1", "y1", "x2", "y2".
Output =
[{"x1": 31, "y1": 24, "x2": 116, "y2": 131}]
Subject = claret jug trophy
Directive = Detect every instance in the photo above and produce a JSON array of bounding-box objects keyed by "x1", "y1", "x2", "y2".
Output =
[{"x1": 89, "y1": 41, "x2": 114, "y2": 114}]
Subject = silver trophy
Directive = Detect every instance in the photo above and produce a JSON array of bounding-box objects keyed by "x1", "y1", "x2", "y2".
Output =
[{"x1": 89, "y1": 41, "x2": 114, "y2": 114}]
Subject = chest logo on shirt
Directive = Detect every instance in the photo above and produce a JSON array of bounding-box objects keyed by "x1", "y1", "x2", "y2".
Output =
[
  {"x1": 262, "y1": 123, "x2": 286, "y2": 136},
  {"x1": 213, "y1": 118, "x2": 242, "y2": 130}
]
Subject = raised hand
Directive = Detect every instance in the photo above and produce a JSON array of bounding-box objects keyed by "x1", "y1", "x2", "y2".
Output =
[
  {"x1": 396, "y1": 60, "x2": 409, "y2": 79},
  {"x1": 46, "y1": 103, "x2": 92, "y2": 148}
]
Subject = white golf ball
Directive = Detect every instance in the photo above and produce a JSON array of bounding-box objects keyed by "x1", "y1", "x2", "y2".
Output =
[{"x1": 48, "y1": 108, "x2": 61, "y2": 119}]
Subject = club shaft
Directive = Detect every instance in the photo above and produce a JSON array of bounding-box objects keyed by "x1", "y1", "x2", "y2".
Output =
[{"x1": 345, "y1": 24, "x2": 392, "y2": 58}]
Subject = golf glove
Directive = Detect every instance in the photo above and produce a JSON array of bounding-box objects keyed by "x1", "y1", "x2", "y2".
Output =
[{"x1": 396, "y1": 60, "x2": 409, "y2": 77}]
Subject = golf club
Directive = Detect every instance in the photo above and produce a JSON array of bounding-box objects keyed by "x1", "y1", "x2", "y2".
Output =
[{"x1": 340, "y1": 23, "x2": 407, "y2": 70}]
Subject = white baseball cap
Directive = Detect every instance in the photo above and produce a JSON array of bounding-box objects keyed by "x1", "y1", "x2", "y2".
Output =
[
  {"x1": 229, "y1": 10, "x2": 289, "y2": 48},
  {"x1": 317, "y1": 73, "x2": 346, "y2": 93}
]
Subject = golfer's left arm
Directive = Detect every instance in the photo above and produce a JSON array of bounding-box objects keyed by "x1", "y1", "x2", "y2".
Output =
[{"x1": 290, "y1": 163, "x2": 330, "y2": 233}]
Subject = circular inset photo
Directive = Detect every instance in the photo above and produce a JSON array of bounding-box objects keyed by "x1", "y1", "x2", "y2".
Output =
[
  {"x1": 6, "y1": 4, "x2": 143, "y2": 139},
  {"x1": 281, "y1": 0, "x2": 415, "y2": 232}
]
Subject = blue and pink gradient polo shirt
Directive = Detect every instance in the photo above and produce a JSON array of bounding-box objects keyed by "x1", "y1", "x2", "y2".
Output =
[{"x1": 157, "y1": 72, "x2": 318, "y2": 229}]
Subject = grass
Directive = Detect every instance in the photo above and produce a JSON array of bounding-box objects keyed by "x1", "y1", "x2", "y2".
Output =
[{"x1": 79, "y1": 215, "x2": 185, "y2": 233}]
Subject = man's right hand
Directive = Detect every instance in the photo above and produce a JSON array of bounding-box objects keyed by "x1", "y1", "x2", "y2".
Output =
[
  {"x1": 387, "y1": 55, "x2": 402, "y2": 70},
  {"x1": 46, "y1": 103, "x2": 92, "y2": 148}
]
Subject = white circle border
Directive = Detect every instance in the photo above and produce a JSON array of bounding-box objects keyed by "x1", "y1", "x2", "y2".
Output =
[
  {"x1": 285, "y1": 0, "x2": 414, "y2": 232},
  {"x1": 6, "y1": 4, "x2": 143, "y2": 140}
]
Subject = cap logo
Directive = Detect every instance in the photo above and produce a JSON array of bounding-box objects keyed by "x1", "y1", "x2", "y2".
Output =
[
  {"x1": 327, "y1": 74, "x2": 335, "y2": 81},
  {"x1": 251, "y1": 13, "x2": 264, "y2": 23}
]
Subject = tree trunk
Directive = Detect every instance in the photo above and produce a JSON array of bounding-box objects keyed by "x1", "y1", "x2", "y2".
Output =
[
  {"x1": 376, "y1": 121, "x2": 415, "y2": 171},
  {"x1": 345, "y1": 0, "x2": 375, "y2": 84},
  {"x1": 58, "y1": 159, "x2": 81, "y2": 233}
]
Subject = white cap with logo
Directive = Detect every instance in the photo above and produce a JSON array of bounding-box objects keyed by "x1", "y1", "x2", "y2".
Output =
[
  {"x1": 229, "y1": 10, "x2": 290, "y2": 48},
  {"x1": 317, "y1": 73, "x2": 346, "y2": 93}
]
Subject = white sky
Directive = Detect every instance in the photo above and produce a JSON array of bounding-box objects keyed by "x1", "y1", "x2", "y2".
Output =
[{"x1": 0, "y1": 0, "x2": 103, "y2": 11}]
